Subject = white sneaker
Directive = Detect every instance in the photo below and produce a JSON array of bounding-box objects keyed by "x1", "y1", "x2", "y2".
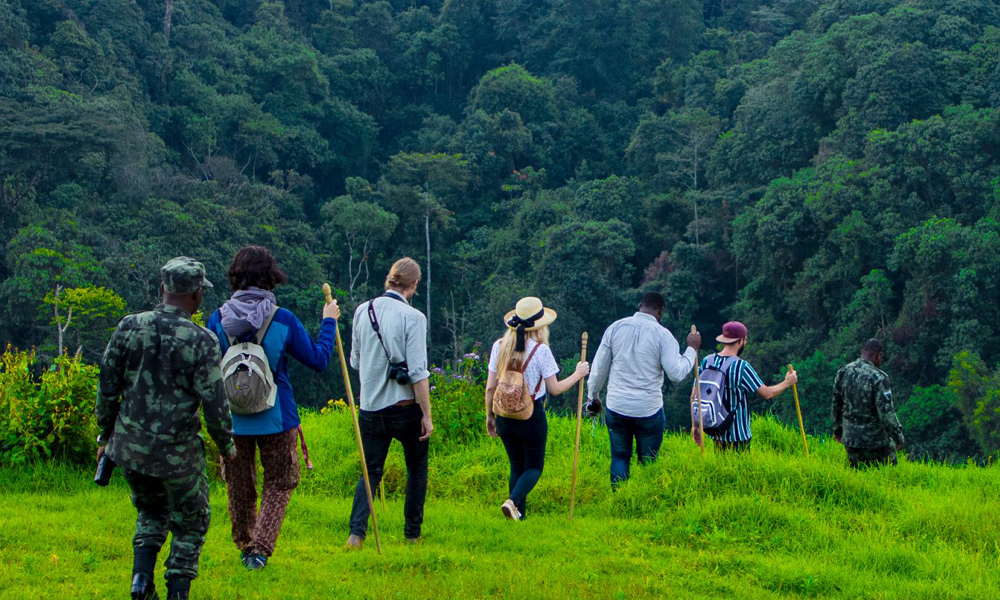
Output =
[{"x1": 501, "y1": 499, "x2": 522, "y2": 521}]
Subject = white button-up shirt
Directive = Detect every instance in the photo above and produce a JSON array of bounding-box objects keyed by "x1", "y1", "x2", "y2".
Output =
[
  {"x1": 586, "y1": 312, "x2": 697, "y2": 418},
  {"x1": 350, "y1": 291, "x2": 430, "y2": 412}
]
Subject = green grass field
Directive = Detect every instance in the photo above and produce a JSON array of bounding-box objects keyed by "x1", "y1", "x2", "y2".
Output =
[{"x1": 1, "y1": 410, "x2": 998, "y2": 599}]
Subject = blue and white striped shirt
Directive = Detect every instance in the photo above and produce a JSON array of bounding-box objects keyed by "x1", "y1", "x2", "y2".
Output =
[{"x1": 698, "y1": 354, "x2": 765, "y2": 442}]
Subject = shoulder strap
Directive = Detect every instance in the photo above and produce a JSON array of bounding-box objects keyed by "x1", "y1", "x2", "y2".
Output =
[
  {"x1": 254, "y1": 306, "x2": 279, "y2": 345},
  {"x1": 517, "y1": 343, "x2": 542, "y2": 374},
  {"x1": 367, "y1": 299, "x2": 393, "y2": 362}
]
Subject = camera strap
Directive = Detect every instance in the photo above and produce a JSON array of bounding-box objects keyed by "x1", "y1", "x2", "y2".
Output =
[{"x1": 367, "y1": 295, "x2": 403, "y2": 364}]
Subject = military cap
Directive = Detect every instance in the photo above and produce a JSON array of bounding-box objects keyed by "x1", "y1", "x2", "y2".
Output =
[{"x1": 161, "y1": 257, "x2": 213, "y2": 293}]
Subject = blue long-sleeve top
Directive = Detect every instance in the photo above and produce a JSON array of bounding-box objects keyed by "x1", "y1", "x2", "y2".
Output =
[{"x1": 208, "y1": 308, "x2": 337, "y2": 436}]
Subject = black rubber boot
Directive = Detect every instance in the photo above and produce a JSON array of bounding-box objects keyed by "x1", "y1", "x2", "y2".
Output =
[
  {"x1": 130, "y1": 572, "x2": 159, "y2": 600},
  {"x1": 166, "y1": 577, "x2": 191, "y2": 600}
]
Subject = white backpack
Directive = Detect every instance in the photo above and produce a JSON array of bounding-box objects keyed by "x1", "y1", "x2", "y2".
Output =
[{"x1": 221, "y1": 307, "x2": 278, "y2": 415}]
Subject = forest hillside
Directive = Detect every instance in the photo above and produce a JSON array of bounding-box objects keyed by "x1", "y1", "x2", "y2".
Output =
[{"x1": 2, "y1": 0, "x2": 1000, "y2": 461}]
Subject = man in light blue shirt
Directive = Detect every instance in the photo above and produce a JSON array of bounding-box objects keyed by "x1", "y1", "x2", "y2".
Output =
[
  {"x1": 586, "y1": 292, "x2": 701, "y2": 487},
  {"x1": 347, "y1": 258, "x2": 433, "y2": 549}
]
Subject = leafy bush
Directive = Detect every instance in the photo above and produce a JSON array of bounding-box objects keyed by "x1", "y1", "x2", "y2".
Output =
[
  {"x1": 430, "y1": 349, "x2": 488, "y2": 445},
  {"x1": 0, "y1": 345, "x2": 99, "y2": 465}
]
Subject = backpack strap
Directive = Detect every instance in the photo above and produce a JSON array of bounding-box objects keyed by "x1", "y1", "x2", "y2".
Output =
[
  {"x1": 254, "y1": 306, "x2": 279, "y2": 345},
  {"x1": 517, "y1": 344, "x2": 542, "y2": 374},
  {"x1": 522, "y1": 344, "x2": 546, "y2": 399}
]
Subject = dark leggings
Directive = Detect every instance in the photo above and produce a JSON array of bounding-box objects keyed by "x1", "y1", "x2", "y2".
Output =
[{"x1": 496, "y1": 399, "x2": 547, "y2": 517}]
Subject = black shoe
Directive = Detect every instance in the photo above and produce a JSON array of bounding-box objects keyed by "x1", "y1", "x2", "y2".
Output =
[
  {"x1": 130, "y1": 573, "x2": 159, "y2": 600},
  {"x1": 242, "y1": 553, "x2": 268, "y2": 571},
  {"x1": 166, "y1": 578, "x2": 190, "y2": 600}
]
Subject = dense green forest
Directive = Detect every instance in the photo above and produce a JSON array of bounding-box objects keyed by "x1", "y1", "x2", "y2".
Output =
[{"x1": 2, "y1": 0, "x2": 1000, "y2": 462}]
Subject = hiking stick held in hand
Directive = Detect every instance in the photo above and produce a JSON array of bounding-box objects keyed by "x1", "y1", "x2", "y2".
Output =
[
  {"x1": 570, "y1": 332, "x2": 588, "y2": 521},
  {"x1": 788, "y1": 363, "x2": 809, "y2": 456},
  {"x1": 325, "y1": 283, "x2": 382, "y2": 554},
  {"x1": 297, "y1": 425, "x2": 313, "y2": 469},
  {"x1": 692, "y1": 325, "x2": 705, "y2": 455}
]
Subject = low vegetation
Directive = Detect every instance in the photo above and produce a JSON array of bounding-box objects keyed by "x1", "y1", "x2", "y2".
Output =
[{"x1": 2, "y1": 409, "x2": 997, "y2": 599}]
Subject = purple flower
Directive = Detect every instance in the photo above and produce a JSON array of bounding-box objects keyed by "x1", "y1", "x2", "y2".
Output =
[
  {"x1": 432, "y1": 367, "x2": 443, "y2": 374},
  {"x1": 463, "y1": 353, "x2": 480, "y2": 360},
  {"x1": 430, "y1": 385, "x2": 437, "y2": 391}
]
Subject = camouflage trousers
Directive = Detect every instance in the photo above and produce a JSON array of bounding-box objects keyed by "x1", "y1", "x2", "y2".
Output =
[
  {"x1": 846, "y1": 446, "x2": 897, "y2": 469},
  {"x1": 121, "y1": 468, "x2": 210, "y2": 582}
]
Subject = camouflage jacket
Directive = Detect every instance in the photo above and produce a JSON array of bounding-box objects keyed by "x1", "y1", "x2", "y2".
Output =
[
  {"x1": 832, "y1": 359, "x2": 904, "y2": 449},
  {"x1": 97, "y1": 303, "x2": 234, "y2": 478}
]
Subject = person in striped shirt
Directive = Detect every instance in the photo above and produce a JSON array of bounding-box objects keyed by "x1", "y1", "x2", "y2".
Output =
[{"x1": 691, "y1": 322, "x2": 797, "y2": 451}]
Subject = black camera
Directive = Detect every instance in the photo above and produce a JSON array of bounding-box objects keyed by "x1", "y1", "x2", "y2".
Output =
[
  {"x1": 94, "y1": 452, "x2": 116, "y2": 486},
  {"x1": 388, "y1": 361, "x2": 410, "y2": 385}
]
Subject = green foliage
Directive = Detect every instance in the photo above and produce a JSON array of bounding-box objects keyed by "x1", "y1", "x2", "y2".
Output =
[
  {"x1": 428, "y1": 350, "x2": 487, "y2": 445},
  {"x1": 0, "y1": 346, "x2": 98, "y2": 465},
  {"x1": 3, "y1": 0, "x2": 1000, "y2": 461},
  {"x1": 947, "y1": 351, "x2": 1000, "y2": 456},
  {"x1": 4, "y1": 410, "x2": 1000, "y2": 598},
  {"x1": 40, "y1": 286, "x2": 127, "y2": 355}
]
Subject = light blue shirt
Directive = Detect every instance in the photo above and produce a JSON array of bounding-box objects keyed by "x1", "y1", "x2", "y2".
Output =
[
  {"x1": 350, "y1": 291, "x2": 431, "y2": 412},
  {"x1": 587, "y1": 312, "x2": 697, "y2": 418}
]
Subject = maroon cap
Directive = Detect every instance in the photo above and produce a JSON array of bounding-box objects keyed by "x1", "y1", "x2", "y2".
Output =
[{"x1": 716, "y1": 321, "x2": 748, "y2": 344}]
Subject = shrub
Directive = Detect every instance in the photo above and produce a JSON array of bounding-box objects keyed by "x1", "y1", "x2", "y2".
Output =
[
  {"x1": 0, "y1": 345, "x2": 99, "y2": 465},
  {"x1": 430, "y1": 348, "x2": 488, "y2": 445}
]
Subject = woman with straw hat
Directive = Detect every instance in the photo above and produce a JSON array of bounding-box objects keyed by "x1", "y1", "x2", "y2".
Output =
[{"x1": 484, "y1": 297, "x2": 590, "y2": 520}]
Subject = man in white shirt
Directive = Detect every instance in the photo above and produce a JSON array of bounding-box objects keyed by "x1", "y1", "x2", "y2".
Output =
[
  {"x1": 585, "y1": 292, "x2": 700, "y2": 487},
  {"x1": 347, "y1": 258, "x2": 433, "y2": 548}
]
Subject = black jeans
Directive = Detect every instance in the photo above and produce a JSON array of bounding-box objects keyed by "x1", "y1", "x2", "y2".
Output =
[
  {"x1": 605, "y1": 407, "x2": 665, "y2": 488},
  {"x1": 349, "y1": 403, "x2": 428, "y2": 540},
  {"x1": 496, "y1": 398, "x2": 547, "y2": 517}
]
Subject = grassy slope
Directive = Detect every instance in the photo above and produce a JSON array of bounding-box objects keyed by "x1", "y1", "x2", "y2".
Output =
[{"x1": 1, "y1": 410, "x2": 998, "y2": 600}]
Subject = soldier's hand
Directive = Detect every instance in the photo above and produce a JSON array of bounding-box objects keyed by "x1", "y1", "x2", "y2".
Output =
[
  {"x1": 96, "y1": 444, "x2": 106, "y2": 466},
  {"x1": 895, "y1": 443, "x2": 906, "y2": 454},
  {"x1": 686, "y1": 331, "x2": 702, "y2": 351},
  {"x1": 323, "y1": 299, "x2": 341, "y2": 321},
  {"x1": 784, "y1": 368, "x2": 798, "y2": 386},
  {"x1": 225, "y1": 445, "x2": 237, "y2": 461}
]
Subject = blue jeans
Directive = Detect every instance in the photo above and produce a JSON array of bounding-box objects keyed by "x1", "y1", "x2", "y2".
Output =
[
  {"x1": 605, "y1": 407, "x2": 666, "y2": 488},
  {"x1": 496, "y1": 398, "x2": 547, "y2": 517}
]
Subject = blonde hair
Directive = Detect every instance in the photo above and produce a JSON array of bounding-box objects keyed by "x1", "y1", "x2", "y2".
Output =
[
  {"x1": 496, "y1": 326, "x2": 550, "y2": 377},
  {"x1": 385, "y1": 257, "x2": 421, "y2": 291}
]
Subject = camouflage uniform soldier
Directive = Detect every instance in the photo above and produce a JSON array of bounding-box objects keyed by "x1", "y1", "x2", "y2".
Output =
[
  {"x1": 832, "y1": 339, "x2": 905, "y2": 469},
  {"x1": 96, "y1": 257, "x2": 235, "y2": 600}
]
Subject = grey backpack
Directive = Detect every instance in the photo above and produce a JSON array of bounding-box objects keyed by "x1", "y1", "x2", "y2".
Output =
[
  {"x1": 692, "y1": 354, "x2": 739, "y2": 435},
  {"x1": 221, "y1": 307, "x2": 278, "y2": 415}
]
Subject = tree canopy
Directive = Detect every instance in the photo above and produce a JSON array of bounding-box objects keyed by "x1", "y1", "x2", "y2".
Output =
[{"x1": 3, "y1": 0, "x2": 1000, "y2": 461}]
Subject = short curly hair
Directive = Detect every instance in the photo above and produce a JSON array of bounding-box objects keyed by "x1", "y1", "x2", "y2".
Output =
[{"x1": 227, "y1": 245, "x2": 288, "y2": 291}]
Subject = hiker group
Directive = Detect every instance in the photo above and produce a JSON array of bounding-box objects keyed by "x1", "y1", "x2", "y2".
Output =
[{"x1": 95, "y1": 249, "x2": 905, "y2": 600}]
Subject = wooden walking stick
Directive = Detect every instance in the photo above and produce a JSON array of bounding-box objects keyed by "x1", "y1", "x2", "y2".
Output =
[
  {"x1": 325, "y1": 283, "x2": 382, "y2": 554},
  {"x1": 297, "y1": 425, "x2": 314, "y2": 469},
  {"x1": 692, "y1": 325, "x2": 705, "y2": 456},
  {"x1": 380, "y1": 480, "x2": 386, "y2": 512},
  {"x1": 788, "y1": 363, "x2": 809, "y2": 456},
  {"x1": 570, "y1": 332, "x2": 588, "y2": 521}
]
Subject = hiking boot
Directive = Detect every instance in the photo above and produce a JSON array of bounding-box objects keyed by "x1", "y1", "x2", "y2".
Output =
[
  {"x1": 165, "y1": 577, "x2": 190, "y2": 600},
  {"x1": 404, "y1": 537, "x2": 422, "y2": 545},
  {"x1": 242, "y1": 553, "x2": 268, "y2": 570},
  {"x1": 346, "y1": 534, "x2": 364, "y2": 550},
  {"x1": 501, "y1": 499, "x2": 522, "y2": 521},
  {"x1": 130, "y1": 573, "x2": 159, "y2": 600}
]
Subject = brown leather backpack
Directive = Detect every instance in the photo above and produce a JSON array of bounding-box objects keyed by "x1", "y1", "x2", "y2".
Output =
[{"x1": 493, "y1": 345, "x2": 544, "y2": 420}]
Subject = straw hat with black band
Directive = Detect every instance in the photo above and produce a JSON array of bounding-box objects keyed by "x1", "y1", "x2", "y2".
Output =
[{"x1": 504, "y1": 297, "x2": 557, "y2": 352}]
